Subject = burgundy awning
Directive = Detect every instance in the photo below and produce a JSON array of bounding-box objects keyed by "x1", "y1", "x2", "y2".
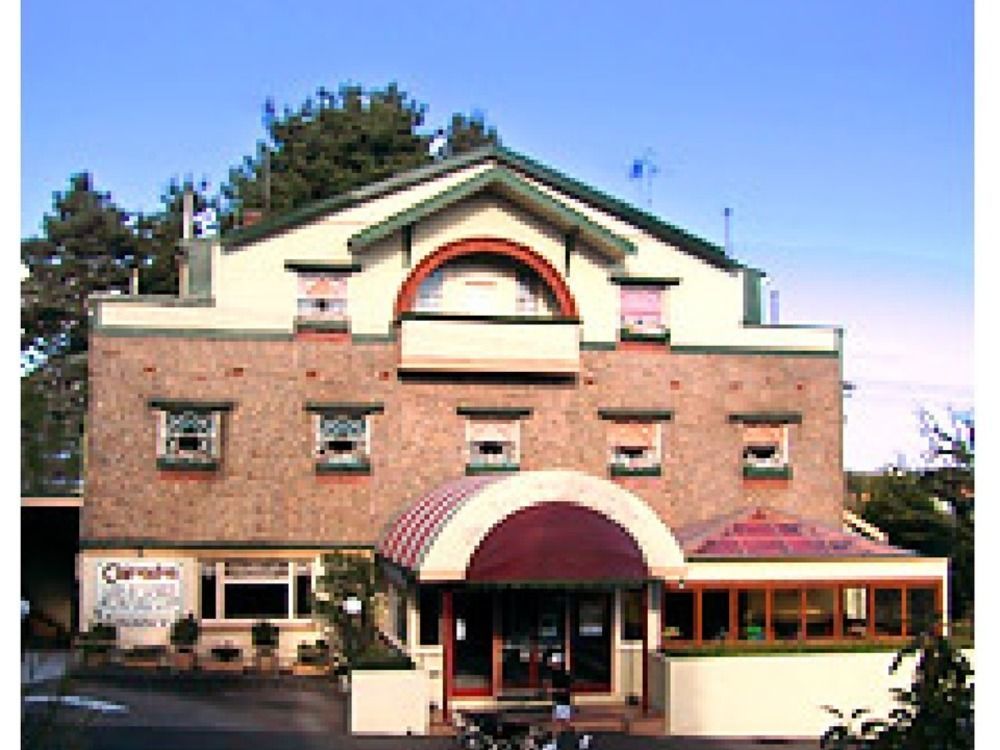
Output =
[{"x1": 465, "y1": 502, "x2": 649, "y2": 583}]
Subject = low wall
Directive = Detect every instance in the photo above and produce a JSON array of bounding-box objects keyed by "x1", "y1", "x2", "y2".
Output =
[
  {"x1": 350, "y1": 669, "x2": 430, "y2": 735},
  {"x1": 660, "y1": 649, "x2": 975, "y2": 738}
]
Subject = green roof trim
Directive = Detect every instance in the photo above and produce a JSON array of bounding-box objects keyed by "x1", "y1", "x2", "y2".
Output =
[
  {"x1": 457, "y1": 406, "x2": 533, "y2": 418},
  {"x1": 598, "y1": 408, "x2": 674, "y2": 421},
  {"x1": 347, "y1": 166, "x2": 636, "y2": 260},
  {"x1": 610, "y1": 275, "x2": 682, "y2": 287},
  {"x1": 728, "y1": 412, "x2": 803, "y2": 425},
  {"x1": 304, "y1": 402, "x2": 385, "y2": 415},
  {"x1": 148, "y1": 398, "x2": 235, "y2": 412},
  {"x1": 284, "y1": 260, "x2": 363, "y2": 273},
  {"x1": 222, "y1": 145, "x2": 736, "y2": 269}
]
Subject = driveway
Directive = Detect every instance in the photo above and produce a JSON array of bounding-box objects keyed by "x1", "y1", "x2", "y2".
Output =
[{"x1": 23, "y1": 672, "x2": 821, "y2": 750}]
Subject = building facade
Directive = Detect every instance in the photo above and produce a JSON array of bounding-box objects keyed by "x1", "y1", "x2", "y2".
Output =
[{"x1": 81, "y1": 146, "x2": 946, "y2": 716}]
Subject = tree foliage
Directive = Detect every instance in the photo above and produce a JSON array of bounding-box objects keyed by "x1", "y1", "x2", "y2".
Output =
[
  {"x1": 856, "y1": 409, "x2": 974, "y2": 621},
  {"x1": 822, "y1": 631, "x2": 974, "y2": 750},
  {"x1": 312, "y1": 551, "x2": 381, "y2": 664},
  {"x1": 222, "y1": 83, "x2": 499, "y2": 224}
]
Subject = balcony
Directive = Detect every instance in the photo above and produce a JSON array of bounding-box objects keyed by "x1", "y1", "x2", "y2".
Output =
[{"x1": 398, "y1": 313, "x2": 580, "y2": 375}]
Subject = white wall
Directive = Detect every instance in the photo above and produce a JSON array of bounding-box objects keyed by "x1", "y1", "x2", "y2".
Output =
[
  {"x1": 657, "y1": 649, "x2": 975, "y2": 738},
  {"x1": 351, "y1": 669, "x2": 430, "y2": 735}
]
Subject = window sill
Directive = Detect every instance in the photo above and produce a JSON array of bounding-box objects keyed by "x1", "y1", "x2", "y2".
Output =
[
  {"x1": 465, "y1": 464, "x2": 520, "y2": 475},
  {"x1": 743, "y1": 466, "x2": 793, "y2": 480},
  {"x1": 609, "y1": 465, "x2": 662, "y2": 477},
  {"x1": 618, "y1": 328, "x2": 670, "y2": 344},
  {"x1": 294, "y1": 317, "x2": 350, "y2": 333},
  {"x1": 315, "y1": 461, "x2": 371, "y2": 475},
  {"x1": 156, "y1": 458, "x2": 219, "y2": 472}
]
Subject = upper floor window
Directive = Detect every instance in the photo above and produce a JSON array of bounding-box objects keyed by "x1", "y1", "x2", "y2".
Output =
[
  {"x1": 149, "y1": 399, "x2": 234, "y2": 472},
  {"x1": 411, "y1": 257, "x2": 558, "y2": 318},
  {"x1": 741, "y1": 423, "x2": 790, "y2": 479},
  {"x1": 619, "y1": 286, "x2": 665, "y2": 337},
  {"x1": 315, "y1": 413, "x2": 369, "y2": 470},
  {"x1": 297, "y1": 271, "x2": 348, "y2": 322},
  {"x1": 606, "y1": 419, "x2": 662, "y2": 476},
  {"x1": 457, "y1": 407, "x2": 533, "y2": 474}
]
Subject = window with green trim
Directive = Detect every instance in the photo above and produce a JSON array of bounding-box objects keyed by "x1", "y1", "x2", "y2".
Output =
[
  {"x1": 314, "y1": 413, "x2": 370, "y2": 469},
  {"x1": 741, "y1": 423, "x2": 791, "y2": 478},
  {"x1": 465, "y1": 417, "x2": 520, "y2": 471},
  {"x1": 606, "y1": 419, "x2": 662, "y2": 476},
  {"x1": 156, "y1": 408, "x2": 221, "y2": 469},
  {"x1": 296, "y1": 271, "x2": 348, "y2": 322}
]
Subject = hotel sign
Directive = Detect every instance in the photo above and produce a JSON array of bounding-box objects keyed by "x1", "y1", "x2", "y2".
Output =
[{"x1": 94, "y1": 560, "x2": 184, "y2": 627}]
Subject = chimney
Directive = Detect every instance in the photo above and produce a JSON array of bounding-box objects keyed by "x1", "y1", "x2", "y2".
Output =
[
  {"x1": 182, "y1": 191, "x2": 194, "y2": 241},
  {"x1": 242, "y1": 209, "x2": 264, "y2": 228},
  {"x1": 130, "y1": 266, "x2": 140, "y2": 295}
]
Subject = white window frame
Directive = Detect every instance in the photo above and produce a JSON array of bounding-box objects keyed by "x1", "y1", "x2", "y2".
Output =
[
  {"x1": 157, "y1": 409, "x2": 221, "y2": 465},
  {"x1": 465, "y1": 417, "x2": 521, "y2": 469},
  {"x1": 200, "y1": 558, "x2": 317, "y2": 624},
  {"x1": 607, "y1": 420, "x2": 663, "y2": 471},
  {"x1": 742, "y1": 424, "x2": 791, "y2": 469},
  {"x1": 296, "y1": 271, "x2": 349, "y2": 322}
]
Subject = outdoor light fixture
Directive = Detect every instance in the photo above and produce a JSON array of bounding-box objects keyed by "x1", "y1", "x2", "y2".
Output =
[{"x1": 343, "y1": 596, "x2": 362, "y2": 615}]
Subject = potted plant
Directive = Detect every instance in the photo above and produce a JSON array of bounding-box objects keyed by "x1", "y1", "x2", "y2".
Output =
[
  {"x1": 76, "y1": 623, "x2": 117, "y2": 668},
  {"x1": 252, "y1": 620, "x2": 280, "y2": 672},
  {"x1": 169, "y1": 613, "x2": 200, "y2": 670},
  {"x1": 293, "y1": 639, "x2": 330, "y2": 676}
]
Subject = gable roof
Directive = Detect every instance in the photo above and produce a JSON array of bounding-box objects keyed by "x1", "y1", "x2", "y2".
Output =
[
  {"x1": 676, "y1": 506, "x2": 913, "y2": 559},
  {"x1": 347, "y1": 166, "x2": 635, "y2": 260},
  {"x1": 223, "y1": 145, "x2": 737, "y2": 269}
]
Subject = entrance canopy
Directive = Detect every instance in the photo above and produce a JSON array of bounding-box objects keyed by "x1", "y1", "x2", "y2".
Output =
[{"x1": 377, "y1": 470, "x2": 686, "y2": 582}]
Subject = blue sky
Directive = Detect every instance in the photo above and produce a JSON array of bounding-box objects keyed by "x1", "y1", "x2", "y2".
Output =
[{"x1": 20, "y1": 0, "x2": 973, "y2": 469}]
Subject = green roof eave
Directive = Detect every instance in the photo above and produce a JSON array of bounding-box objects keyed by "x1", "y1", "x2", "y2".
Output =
[
  {"x1": 346, "y1": 167, "x2": 635, "y2": 260},
  {"x1": 222, "y1": 144, "x2": 737, "y2": 269}
]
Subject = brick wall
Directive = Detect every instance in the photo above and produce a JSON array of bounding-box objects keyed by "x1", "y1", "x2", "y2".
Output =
[{"x1": 83, "y1": 335, "x2": 844, "y2": 545}]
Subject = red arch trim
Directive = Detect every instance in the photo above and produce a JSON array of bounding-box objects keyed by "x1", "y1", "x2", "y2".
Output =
[{"x1": 394, "y1": 237, "x2": 579, "y2": 318}]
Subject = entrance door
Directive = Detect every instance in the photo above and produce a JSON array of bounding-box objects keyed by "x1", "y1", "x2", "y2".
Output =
[
  {"x1": 500, "y1": 589, "x2": 568, "y2": 693},
  {"x1": 570, "y1": 593, "x2": 612, "y2": 691},
  {"x1": 452, "y1": 590, "x2": 493, "y2": 695}
]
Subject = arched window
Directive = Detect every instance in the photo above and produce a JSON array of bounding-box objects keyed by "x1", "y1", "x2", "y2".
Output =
[{"x1": 412, "y1": 255, "x2": 559, "y2": 317}]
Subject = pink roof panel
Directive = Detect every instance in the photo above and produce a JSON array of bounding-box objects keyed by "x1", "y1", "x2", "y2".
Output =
[{"x1": 676, "y1": 506, "x2": 911, "y2": 559}]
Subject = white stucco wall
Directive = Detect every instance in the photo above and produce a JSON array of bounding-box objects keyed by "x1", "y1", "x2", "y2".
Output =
[
  {"x1": 93, "y1": 156, "x2": 838, "y2": 352},
  {"x1": 351, "y1": 669, "x2": 430, "y2": 735},
  {"x1": 657, "y1": 649, "x2": 975, "y2": 738}
]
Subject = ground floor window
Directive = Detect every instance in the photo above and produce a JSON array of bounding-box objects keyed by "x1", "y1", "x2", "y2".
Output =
[
  {"x1": 662, "y1": 580, "x2": 942, "y2": 648},
  {"x1": 621, "y1": 588, "x2": 644, "y2": 642},
  {"x1": 200, "y1": 558, "x2": 316, "y2": 622},
  {"x1": 419, "y1": 587, "x2": 441, "y2": 646}
]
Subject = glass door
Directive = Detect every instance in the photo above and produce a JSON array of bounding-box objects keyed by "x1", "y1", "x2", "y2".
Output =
[
  {"x1": 500, "y1": 590, "x2": 567, "y2": 694},
  {"x1": 570, "y1": 593, "x2": 612, "y2": 691},
  {"x1": 452, "y1": 590, "x2": 493, "y2": 695}
]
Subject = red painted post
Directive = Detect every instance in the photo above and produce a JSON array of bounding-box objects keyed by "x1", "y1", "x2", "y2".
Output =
[
  {"x1": 442, "y1": 589, "x2": 453, "y2": 720},
  {"x1": 641, "y1": 583, "x2": 649, "y2": 714}
]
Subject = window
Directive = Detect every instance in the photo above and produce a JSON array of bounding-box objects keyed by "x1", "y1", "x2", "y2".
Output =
[
  {"x1": 874, "y1": 588, "x2": 903, "y2": 637},
  {"x1": 606, "y1": 420, "x2": 662, "y2": 476},
  {"x1": 621, "y1": 588, "x2": 644, "y2": 642},
  {"x1": 737, "y1": 589, "x2": 766, "y2": 641},
  {"x1": 296, "y1": 271, "x2": 348, "y2": 322},
  {"x1": 619, "y1": 286, "x2": 666, "y2": 337},
  {"x1": 842, "y1": 586, "x2": 869, "y2": 638},
  {"x1": 701, "y1": 590, "x2": 730, "y2": 641},
  {"x1": 662, "y1": 590, "x2": 695, "y2": 642},
  {"x1": 515, "y1": 271, "x2": 539, "y2": 314},
  {"x1": 395, "y1": 588, "x2": 408, "y2": 644},
  {"x1": 466, "y1": 418, "x2": 520, "y2": 472},
  {"x1": 741, "y1": 423, "x2": 790, "y2": 478},
  {"x1": 773, "y1": 589, "x2": 801, "y2": 640},
  {"x1": 314, "y1": 414, "x2": 369, "y2": 469},
  {"x1": 415, "y1": 269, "x2": 444, "y2": 312},
  {"x1": 907, "y1": 587, "x2": 938, "y2": 636},
  {"x1": 806, "y1": 588, "x2": 836, "y2": 638},
  {"x1": 157, "y1": 409, "x2": 221, "y2": 469},
  {"x1": 419, "y1": 587, "x2": 441, "y2": 646},
  {"x1": 201, "y1": 559, "x2": 315, "y2": 622}
]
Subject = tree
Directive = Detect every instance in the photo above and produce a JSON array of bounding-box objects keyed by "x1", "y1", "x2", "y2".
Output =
[
  {"x1": 312, "y1": 551, "x2": 381, "y2": 665},
  {"x1": 822, "y1": 631, "x2": 974, "y2": 750},
  {"x1": 222, "y1": 83, "x2": 499, "y2": 225},
  {"x1": 20, "y1": 174, "x2": 139, "y2": 495},
  {"x1": 858, "y1": 409, "x2": 974, "y2": 622}
]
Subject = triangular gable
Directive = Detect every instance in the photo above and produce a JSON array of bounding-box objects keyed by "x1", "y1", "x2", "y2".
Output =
[
  {"x1": 347, "y1": 166, "x2": 635, "y2": 261},
  {"x1": 223, "y1": 145, "x2": 737, "y2": 269}
]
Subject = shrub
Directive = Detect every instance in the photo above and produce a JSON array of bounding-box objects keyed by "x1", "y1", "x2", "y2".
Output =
[
  {"x1": 251, "y1": 620, "x2": 279, "y2": 650},
  {"x1": 169, "y1": 613, "x2": 200, "y2": 651}
]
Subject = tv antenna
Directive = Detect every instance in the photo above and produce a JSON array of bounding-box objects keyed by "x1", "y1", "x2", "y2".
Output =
[{"x1": 629, "y1": 149, "x2": 660, "y2": 210}]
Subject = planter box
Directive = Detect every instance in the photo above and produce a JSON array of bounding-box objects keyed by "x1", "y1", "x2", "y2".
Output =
[
  {"x1": 202, "y1": 660, "x2": 245, "y2": 674},
  {"x1": 350, "y1": 668, "x2": 429, "y2": 735},
  {"x1": 292, "y1": 662, "x2": 330, "y2": 677}
]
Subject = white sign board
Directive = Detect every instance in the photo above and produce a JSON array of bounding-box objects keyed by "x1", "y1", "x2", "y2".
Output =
[{"x1": 94, "y1": 560, "x2": 183, "y2": 628}]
